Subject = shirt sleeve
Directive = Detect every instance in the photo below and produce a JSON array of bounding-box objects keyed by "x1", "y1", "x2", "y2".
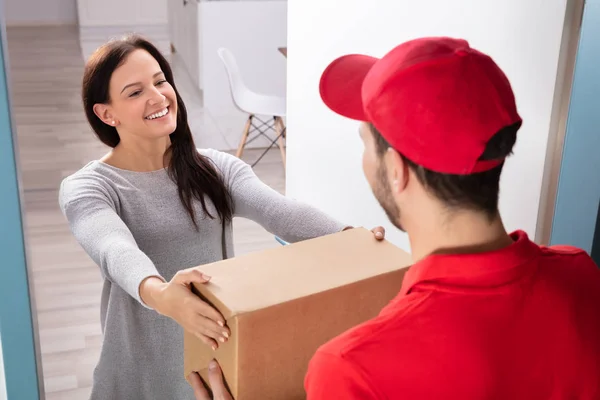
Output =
[
  {"x1": 59, "y1": 174, "x2": 163, "y2": 308},
  {"x1": 305, "y1": 350, "x2": 380, "y2": 399},
  {"x1": 205, "y1": 149, "x2": 347, "y2": 243}
]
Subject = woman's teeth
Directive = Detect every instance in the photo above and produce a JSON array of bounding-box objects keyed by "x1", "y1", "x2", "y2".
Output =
[{"x1": 146, "y1": 108, "x2": 169, "y2": 120}]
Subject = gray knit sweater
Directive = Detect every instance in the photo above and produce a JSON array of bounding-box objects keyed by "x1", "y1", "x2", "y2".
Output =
[{"x1": 58, "y1": 148, "x2": 346, "y2": 400}]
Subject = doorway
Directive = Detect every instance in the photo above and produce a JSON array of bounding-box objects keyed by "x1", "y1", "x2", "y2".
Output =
[{"x1": 0, "y1": 5, "x2": 43, "y2": 398}]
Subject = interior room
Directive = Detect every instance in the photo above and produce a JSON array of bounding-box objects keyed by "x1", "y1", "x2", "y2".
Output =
[{"x1": 1, "y1": 0, "x2": 599, "y2": 399}]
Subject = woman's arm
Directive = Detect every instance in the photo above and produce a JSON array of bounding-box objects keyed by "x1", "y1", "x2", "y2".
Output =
[
  {"x1": 59, "y1": 174, "x2": 163, "y2": 307},
  {"x1": 59, "y1": 174, "x2": 230, "y2": 348},
  {"x1": 205, "y1": 150, "x2": 347, "y2": 243}
]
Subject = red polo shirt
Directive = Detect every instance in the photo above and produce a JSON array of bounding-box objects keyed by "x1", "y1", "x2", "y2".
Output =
[{"x1": 305, "y1": 231, "x2": 600, "y2": 399}]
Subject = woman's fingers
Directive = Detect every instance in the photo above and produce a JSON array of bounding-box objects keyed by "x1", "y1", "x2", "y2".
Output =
[
  {"x1": 188, "y1": 298, "x2": 229, "y2": 335},
  {"x1": 192, "y1": 315, "x2": 230, "y2": 344},
  {"x1": 174, "y1": 268, "x2": 212, "y2": 285},
  {"x1": 193, "y1": 298, "x2": 227, "y2": 328},
  {"x1": 183, "y1": 298, "x2": 230, "y2": 347},
  {"x1": 196, "y1": 333, "x2": 219, "y2": 351},
  {"x1": 159, "y1": 270, "x2": 232, "y2": 352}
]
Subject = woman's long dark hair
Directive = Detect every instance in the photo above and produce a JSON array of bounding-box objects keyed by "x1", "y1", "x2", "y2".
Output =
[{"x1": 81, "y1": 34, "x2": 233, "y2": 227}]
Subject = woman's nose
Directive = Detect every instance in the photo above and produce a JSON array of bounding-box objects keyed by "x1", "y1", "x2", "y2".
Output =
[{"x1": 148, "y1": 87, "x2": 166, "y2": 105}]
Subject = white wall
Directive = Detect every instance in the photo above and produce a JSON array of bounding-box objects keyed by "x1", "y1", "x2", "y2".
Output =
[
  {"x1": 5, "y1": 0, "x2": 77, "y2": 26},
  {"x1": 169, "y1": 0, "x2": 201, "y2": 89},
  {"x1": 286, "y1": 0, "x2": 568, "y2": 251},
  {"x1": 77, "y1": 0, "x2": 170, "y2": 61},
  {"x1": 201, "y1": 1, "x2": 287, "y2": 149}
]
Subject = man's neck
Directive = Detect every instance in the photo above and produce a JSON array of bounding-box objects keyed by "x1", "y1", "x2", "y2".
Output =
[{"x1": 407, "y1": 211, "x2": 513, "y2": 262}]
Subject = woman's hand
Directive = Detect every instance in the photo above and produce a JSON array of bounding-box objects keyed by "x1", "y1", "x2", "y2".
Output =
[
  {"x1": 343, "y1": 226, "x2": 386, "y2": 240},
  {"x1": 140, "y1": 269, "x2": 230, "y2": 350}
]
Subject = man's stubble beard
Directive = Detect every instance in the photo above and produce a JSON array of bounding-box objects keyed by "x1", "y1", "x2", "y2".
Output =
[{"x1": 373, "y1": 163, "x2": 404, "y2": 232}]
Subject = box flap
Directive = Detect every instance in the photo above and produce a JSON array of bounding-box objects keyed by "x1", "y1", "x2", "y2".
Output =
[{"x1": 192, "y1": 227, "x2": 412, "y2": 316}]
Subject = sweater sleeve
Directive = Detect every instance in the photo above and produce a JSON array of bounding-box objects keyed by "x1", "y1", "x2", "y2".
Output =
[
  {"x1": 58, "y1": 173, "x2": 163, "y2": 308},
  {"x1": 204, "y1": 149, "x2": 347, "y2": 243}
]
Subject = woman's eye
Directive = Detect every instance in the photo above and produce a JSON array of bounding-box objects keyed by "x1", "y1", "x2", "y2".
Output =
[
  {"x1": 129, "y1": 90, "x2": 141, "y2": 97},
  {"x1": 156, "y1": 80, "x2": 167, "y2": 86}
]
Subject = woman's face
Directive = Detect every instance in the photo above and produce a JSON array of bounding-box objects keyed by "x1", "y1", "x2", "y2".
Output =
[{"x1": 93, "y1": 49, "x2": 178, "y2": 141}]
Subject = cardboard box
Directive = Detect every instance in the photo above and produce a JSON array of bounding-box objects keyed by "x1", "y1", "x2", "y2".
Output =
[{"x1": 184, "y1": 227, "x2": 412, "y2": 399}]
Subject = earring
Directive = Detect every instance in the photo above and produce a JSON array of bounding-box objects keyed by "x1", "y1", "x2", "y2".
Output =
[{"x1": 111, "y1": 121, "x2": 116, "y2": 125}]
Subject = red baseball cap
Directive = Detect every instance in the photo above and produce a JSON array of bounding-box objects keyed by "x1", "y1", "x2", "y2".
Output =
[{"x1": 319, "y1": 37, "x2": 522, "y2": 174}]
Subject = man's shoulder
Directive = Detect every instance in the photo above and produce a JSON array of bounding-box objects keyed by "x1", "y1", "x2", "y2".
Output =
[
  {"x1": 542, "y1": 243, "x2": 593, "y2": 258},
  {"x1": 309, "y1": 292, "x2": 428, "y2": 373},
  {"x1": 305, "y1": 320, "x2": 390, "y2": 400},
  {"x1": 539, "y1": 243, "x2": 599, "y2": 277},
  {"x1": 305, "y1": 297, "x2": 429, "y2": 399}
]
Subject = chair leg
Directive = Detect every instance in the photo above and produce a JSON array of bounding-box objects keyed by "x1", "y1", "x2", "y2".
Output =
[
  {"x1": 275, "y1": 117, "x2": 286, "y2": 168},
  {"x1": 236, "y1": 115, "x2": 253, "y2": 158}
]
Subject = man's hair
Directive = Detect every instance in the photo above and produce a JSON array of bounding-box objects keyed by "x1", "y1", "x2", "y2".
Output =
[{"x1": 371, "y1": 123, "x2": 520, "y2": 218}]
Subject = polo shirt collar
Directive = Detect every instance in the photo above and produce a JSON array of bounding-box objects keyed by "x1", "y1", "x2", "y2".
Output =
[{"x1": 400, "y1": 230, "x2": 541, "y2": 296}]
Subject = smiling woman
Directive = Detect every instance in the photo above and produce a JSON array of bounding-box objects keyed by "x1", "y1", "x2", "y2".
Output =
[
  {"x1": 81, "y1": 37, "x2": 232, "y2": 228},
  {"x1": 57, "y1": 34, "x2": 362, "y2": 400}
]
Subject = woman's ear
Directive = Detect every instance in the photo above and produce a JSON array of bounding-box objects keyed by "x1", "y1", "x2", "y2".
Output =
[{"x1": 93, "y1": 103, "x2": 118, "y2": 126}]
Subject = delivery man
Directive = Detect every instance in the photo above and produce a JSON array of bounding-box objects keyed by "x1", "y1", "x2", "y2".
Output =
[{"x1": 190, "y1": 36, "x2": 600, "y2": 399}]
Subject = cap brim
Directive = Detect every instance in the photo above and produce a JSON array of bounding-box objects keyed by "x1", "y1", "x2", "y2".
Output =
[{"x1": 319, "y1": 54, "x2": 379, "y2": 121}]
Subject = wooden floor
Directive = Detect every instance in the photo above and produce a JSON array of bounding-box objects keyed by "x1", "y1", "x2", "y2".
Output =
[{"x1": 5, "y1": 25, "x2": 285, "y2": 400}]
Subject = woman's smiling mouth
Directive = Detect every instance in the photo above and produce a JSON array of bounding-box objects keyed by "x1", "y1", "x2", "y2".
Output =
[{"x1": 145, "y1": 106, "x2": 169, "y2": 120}]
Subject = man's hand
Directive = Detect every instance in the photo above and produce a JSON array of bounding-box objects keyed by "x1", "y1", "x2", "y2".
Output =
[
  {"x1": 371, "y1": 226, "x2": 385, "y2": 240},
  {"x1": 343, "y1": 225, "x2": 386, "y2": 240},
  {"x1": 189, "y1": 360, "x2": 233, "y2": 400}
]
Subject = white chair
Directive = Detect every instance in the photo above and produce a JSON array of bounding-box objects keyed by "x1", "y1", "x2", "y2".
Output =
[{"x1": 217, "y1": 47, "x2": 286, "y2": 168}]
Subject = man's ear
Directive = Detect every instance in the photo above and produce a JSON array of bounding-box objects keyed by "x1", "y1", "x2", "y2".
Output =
[
  {"x1": 384, "y1": 148, "x2": 409, "y2": 194},
  {"x1": 93, "y1": 103, "x2": 118, "y2": 127}
]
